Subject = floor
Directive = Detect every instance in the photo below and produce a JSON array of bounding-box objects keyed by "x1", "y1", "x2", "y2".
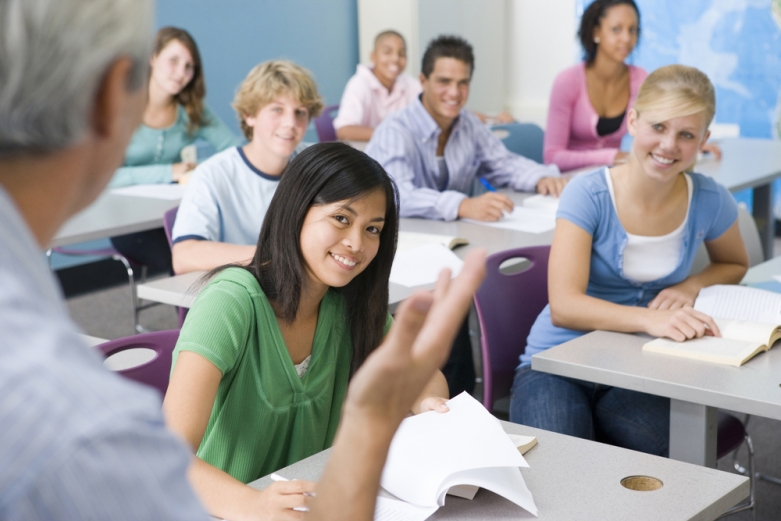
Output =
[{"x1": 65, "y1": 263, "x2": 781, "y2": 520}]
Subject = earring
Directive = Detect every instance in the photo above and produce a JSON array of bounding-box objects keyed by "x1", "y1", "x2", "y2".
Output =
[{"x1": 594, "y1": 37, "x2": 601, "y2": 44}]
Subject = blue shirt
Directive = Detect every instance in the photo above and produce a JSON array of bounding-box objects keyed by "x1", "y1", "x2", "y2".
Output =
[
  {"x1": 0, "y1": 187, "x2": 209, "y2": 520},
  {"x1": 520, "y1": 168, "x2": 738, "y2": 366},
  {"x1": 365, "y1": 97, "x2": 560, "y2": 221}
]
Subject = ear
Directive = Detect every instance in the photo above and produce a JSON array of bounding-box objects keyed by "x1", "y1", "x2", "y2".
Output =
[
  {"x1": 701, "y1": 129, "x2": 711, "y2": 149},
  {"x1": 627, "y1": 108, "x2": 638, "y2": 137},
  {"x1": 90, "y1": 57, "x2": 141, "y2": 140},
  {"x1": 419, "y1": 72, "x2": 426, "y2": 87},
  {"x1": 370, "y1": 50, "x2": 377, "y2": 65}
]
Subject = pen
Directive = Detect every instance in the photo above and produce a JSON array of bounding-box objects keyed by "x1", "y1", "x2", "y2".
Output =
[
  {"x1": 479, "y1": 178, "x2": 497, "y2": 192},
  {"x1": 270, "y1": 473, "x2": 316, "y2": 511}
]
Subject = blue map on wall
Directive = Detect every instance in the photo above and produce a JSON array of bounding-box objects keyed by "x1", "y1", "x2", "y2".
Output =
[{"x1": 579, "y1": 0, "x2": 781, "y2": 214}]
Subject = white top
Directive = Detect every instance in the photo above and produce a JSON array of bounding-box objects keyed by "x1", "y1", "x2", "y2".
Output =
[
  {"x1": 605, "y1": 170, "x2": 692, "y2": 283},
  {"x1": 294, "y1": 355, "x2": 312, "y2": 378},
  {"x1": 172, "y1": 145, "x2": 303, "y2": 246}
]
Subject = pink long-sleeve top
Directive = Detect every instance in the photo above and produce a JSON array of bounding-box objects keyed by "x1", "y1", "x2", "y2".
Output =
[{"x1": 543, "y1": 62, "x2": 647, "y2": 171}]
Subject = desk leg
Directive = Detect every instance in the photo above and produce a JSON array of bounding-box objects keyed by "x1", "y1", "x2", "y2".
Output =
[
  {"x1": 753, "y1": 183, "x2": 774, "y2": 260},
  {"x1": 669, "y1": 399, "x2": 717, "y2": 468}
]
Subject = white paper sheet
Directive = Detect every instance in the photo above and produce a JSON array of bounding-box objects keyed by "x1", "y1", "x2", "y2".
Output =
[
  {"x1": 389, "y1": 243, "x2": 463, "y2": 288},
  {"x1": 522, "y1": 194, "x2": 559, "y2": 212},
  {"x1": 111, "y1": 183, "x2": 186, "y2": 200},
  {"x1": 462, "y1": 206, "x2": 555, "y2": 234},
  {"x1": 374, "y1": 497, "x2": 438, "y2": 521},
  {"x1": 694, "y1": 284, "x2": 781, "y2": 325},
  {"x1": 380, "y1": 393, "x2": 537, "y2": 516}
]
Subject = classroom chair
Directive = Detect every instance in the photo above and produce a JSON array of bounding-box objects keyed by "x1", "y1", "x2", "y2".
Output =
[
  {"x1": 492, "y1": 123, "x2": 545, "y2": 163},
  {"x1": 163, "y1": 206, "x2": 188, "y2": 328},
  {"x1": 97, "y1": 329, "x2": 179, "y2": 397},
  {"x1": 314, "y1": 104, "x2": 339, "y2": 142},
  {"x1": 717, "y1": 413, "x2": 755, "y2": 517},
  {"x1": 473, "y1": 245, "x2": 550, "y2": 414},
  {"x1": 690, "y1": 206, "x2": 764, "y2": 274},
  {"x1": 47, "y1": 245, "x2": 149, "y2": 334}
]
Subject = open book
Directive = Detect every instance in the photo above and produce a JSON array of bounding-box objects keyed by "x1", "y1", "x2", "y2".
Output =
[
  {"x1": 643, "y1": 285, "x2": 781, "y2": 366},
  {"x1": 397, "y1": 231, "x2": 468, "y2": 252},
  {"x1": 379, "y1": 392, "x2": 537, "y2": 517}
]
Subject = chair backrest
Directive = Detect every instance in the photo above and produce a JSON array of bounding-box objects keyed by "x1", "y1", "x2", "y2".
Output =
[
  {"x1": 493, "y1": 123, "x2": 545, "y2": 163},
  {"x1": 690, "y1": 205, "x2": 763, "y2": 275},
  {"x1": 163, "y1": 206, "x2": 179, "y2": 250},
  {"x1": 473, "y1": 246, "x2": 550, "y2": 412},
  {"x1": 314, "y1": 104, "x2": 339, "y2": 142},
  {"x1": 97, "y1": 329, "x2": 180, "y2": 396}
]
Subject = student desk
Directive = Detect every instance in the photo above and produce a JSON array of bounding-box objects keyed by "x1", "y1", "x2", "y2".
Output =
[
  {"x1": 51, "y1": 192, "x2": 179, "y2": 248},
  {"x1": 136, "y1": 190, "x2": 554, "y2": 309},
  {"x1": 695, "y1": 137, "x2": 781, "y2": 260},
  {"x1": 531, "y1": 330, "x2": 781, "y2": 468},
  {"x1": 247, "y1": 421, "x2": 748, "y2": 520}
]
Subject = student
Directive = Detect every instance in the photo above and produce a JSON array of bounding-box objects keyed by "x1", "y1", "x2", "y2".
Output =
[
  {"x1": 543, "y1": 0, "x2": 720, "y2": 171},
  {"x1": 171, "y1": 60, "x2": 321, "y2": 274},
  {"x1": 0, "y1": 2, "x2": 485, "y2": 517},
  {"x1": 109, "y1": 27, "x2": 241, "y2": 272},
  {"x1": 366, "y1": 35, "x2": 566, "y2": 223},
  {"x1": 510, "y1": 65, "x2": 749, "y2": 456},
  {"x1": 163, "y1": 142, "x2": 451, "y2": 520},
  {"x1": 334, "y1": 30, "x2": 421, "y2": 142}
]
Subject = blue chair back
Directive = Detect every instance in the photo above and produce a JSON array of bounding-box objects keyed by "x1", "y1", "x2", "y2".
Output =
[{"x1": 493, "y1": 123, "x2": 544, "y2": 163}]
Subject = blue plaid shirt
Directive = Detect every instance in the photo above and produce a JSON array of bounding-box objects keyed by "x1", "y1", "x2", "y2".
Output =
[
  {"x1": 366, "y1": 98, "x2": 560, "y2": 221},
  {"x1": 0, "y1": 186, "x2": 209, "y2": 521}
]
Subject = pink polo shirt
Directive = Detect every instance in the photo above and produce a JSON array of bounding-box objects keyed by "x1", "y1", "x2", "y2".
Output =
[
  {"x1": 543, "y1": 62, "x2": 647, "y2": 171},
  {"x1": 333, "y1": 64, "x2": 422, "y2": 130}
]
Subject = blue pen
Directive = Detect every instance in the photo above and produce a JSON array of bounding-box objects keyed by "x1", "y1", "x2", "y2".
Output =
[{"x1": 479, "y1": 178, "x2": 497, "y2": 192}]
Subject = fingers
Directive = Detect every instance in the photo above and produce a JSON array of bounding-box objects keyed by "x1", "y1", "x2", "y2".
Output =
[
  {"x1": 537, "y1": 177, "x2": 567, "y2": 196},
  {"x1": 383, "y1": 291, "x2": 434, "y2": 360},
  {"x1": 419, "y1": 396, "x2": 450, "y2": 413},
  {"x1": 661, "y1": 308, "x2": 719, "y2": 341},
  {"x1": 480, "y1": 193, "x2": 513, "y2": 221}
]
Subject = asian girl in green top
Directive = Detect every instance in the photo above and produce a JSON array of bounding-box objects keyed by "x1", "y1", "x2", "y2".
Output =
[{"x1": 163, "y1": 142, "x2": 449, "y2": 521}]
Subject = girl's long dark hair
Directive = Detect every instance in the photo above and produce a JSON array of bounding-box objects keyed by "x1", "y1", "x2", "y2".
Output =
[
  {"x1": 152, "y1": 27, "x2": 207, "y2": 134},
  {"x1": 245, "y1": 142, "x2": 398, "y2": 375}
]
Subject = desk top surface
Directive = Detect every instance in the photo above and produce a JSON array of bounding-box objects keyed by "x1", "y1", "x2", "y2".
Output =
[
  {"x1": 533, "y1": 330, "x2": 781, "y2": 421},
  {"x1": 248, "y1": 420, "x2": 747, "y2": 521},
  {"x1": 51, "y1": 192, "x2": 179, "y2": 248},
  {"x1": 695, "y1": 137, "x2": 781, "y2": 192}
]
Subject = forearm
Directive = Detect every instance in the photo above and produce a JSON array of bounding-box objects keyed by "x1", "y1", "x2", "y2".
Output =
[
  {"x1": 310, "y1": 412, "x2": 397, "y2": 521},
  {"x1": 550, "y1": 292, "x2": 656, "y2": 335},
  {"x1": 108, "y1": 164, "x2": 173, "y2": 188},
  {"x1": 172, "y1": 240, "x2": 255, "y2": 274},
  {"x1": 188, "y1": 457, "x2": 259, "y2": 521},
  {"x1": 336, "y1": 125, "x2": 374, "y2": 142},
  {"x1": 410, "y1": 370, "x2": 448, "y2": 414},
  {"x1": 683, "y1": 262, "x2": 748, "y2": 293}
]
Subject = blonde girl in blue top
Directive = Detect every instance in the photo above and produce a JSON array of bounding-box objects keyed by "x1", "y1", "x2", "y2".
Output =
[{"x1": 510, "y1": 65, "x2": 748, "y2": 456}]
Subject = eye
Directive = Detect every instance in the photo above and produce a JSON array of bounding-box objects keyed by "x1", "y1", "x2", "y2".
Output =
[
  {"x1": 680, "y1": 131, "x2": 695, "y2": 139},
  {"x1": 333, "y1": 215, "x2": 349, "y2": 225},
  {"x1": 271, "y1": 106, "x2": 283, "y2": 113},
  {"x1": 295, "y1": 108, "x2": 309, "y2": 118},
  {"x1": 652, "y1": 123, "x2": 664, "y2": 132},
  {"x1": 367, "y1": 225, "x2": 382, "y2": 235},
  {"x1": 630, "y1": 27, "x2": 639, "y2": 35},
  {"x1": 612, "y1": 26, "x2": 621, "y2": 33}
]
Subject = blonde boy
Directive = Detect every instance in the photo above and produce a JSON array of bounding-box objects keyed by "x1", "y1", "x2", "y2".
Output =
[{"x1": 172, "y1": 60, "x2": 323, "y2": 274}]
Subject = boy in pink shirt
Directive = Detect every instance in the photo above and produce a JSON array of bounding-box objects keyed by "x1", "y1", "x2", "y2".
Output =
[{"x1": 334, "y1": 31, "x2": 421, "y2": 142}]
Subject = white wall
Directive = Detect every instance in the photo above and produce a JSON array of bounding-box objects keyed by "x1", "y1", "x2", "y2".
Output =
[
  {"x1": 358, "y1": 0, "x2": 579, "y2": 125},
  {"x1": 505, "y1": 0, "x2": 579, "y2": 127}
]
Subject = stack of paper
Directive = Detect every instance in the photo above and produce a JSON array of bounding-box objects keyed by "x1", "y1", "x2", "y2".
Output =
[
  {"x1": 379, "y1": 393, "x2": 538, "y2": 518},
  {"x1": 397, "y1": 231, "x2": 468, "y2": 252},
  {"x1": 522, "y1": 194, "x2": 560, "y2": 212},
  {"x1": 390, "y1": 243, "x2": 463, "y2": 287}
]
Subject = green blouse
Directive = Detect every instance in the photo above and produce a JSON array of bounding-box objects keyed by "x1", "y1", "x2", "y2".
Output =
[
  {"x1": 109, "y1": 104, "x2": 241, "y2": 188},
  {"x1": 172, "y1": 268, "x2": 386, "y2": 483}
]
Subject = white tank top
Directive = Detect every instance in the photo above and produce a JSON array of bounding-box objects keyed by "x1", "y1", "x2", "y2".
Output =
[{"x1": 605, "y1": 170, "x2": 692, "y2": 283}]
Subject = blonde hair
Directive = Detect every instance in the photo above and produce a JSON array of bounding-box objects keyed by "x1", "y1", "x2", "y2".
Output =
[
  {"x1": 232, "y1": 60, "x2": 324, "y2": 141},
  {"x1": 633, "y1": 64, "x2": 716, "y2": 128}
]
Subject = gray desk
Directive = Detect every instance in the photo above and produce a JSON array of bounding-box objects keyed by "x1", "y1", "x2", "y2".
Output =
[
  {"x1": 695, "y1": 137, "x2": 781, "y2": 259},
  {"x1": 248, "y1": 421, "x2": 748, "y2": 520},
  {"x1": 137, "y1": 191, "x2": 553, "y2": 309},
  {"x1": 532, "y1": 330, "x2": 781, "y2": 468},
  {"x1": 51, "y1": 192, "x2": 179, "y2": 248}
]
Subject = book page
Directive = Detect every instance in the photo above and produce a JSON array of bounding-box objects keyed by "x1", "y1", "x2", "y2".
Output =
[
  {"x1": 715, "y1": 318, "x2": 778, "y2": 346},
  {"x1": 522, "y1": 194, "x2": 559, "y2": 212},
  {"x1": 462, "y1": 206, "x2": 556, "y2": 234},
  {"x1": 110, "y1": 183, "x2": 185, "y2": 200},
  {"x1": 380, "y1": 393, "x2": 536, "y2": 515},
  {"x1": 643, "y1": 336, "x2": 764, "y2": 367},
  {"x1": 374, "y1": 497, "x2": 438, "y2": 521},
  {"x1": 389, "y1": 243, "x2": 463, "y2": 288},
  {"x1": 694, "y1": 285, "x2": 781, "y2": 325},
  {"x1": 397, "y1": 231, "x2": 467, "y2": 252}
]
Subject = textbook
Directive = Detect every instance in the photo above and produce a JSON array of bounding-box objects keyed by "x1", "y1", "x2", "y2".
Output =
[
  {"x1": 396, "y1": 231, "x2": 468, "y2": 252},
  {"x1": 642, "y1": 285, "x2": 781, "y2": 366},
  {"x1": 380, "y1": 392, "x2": 538, "y2": 517}
]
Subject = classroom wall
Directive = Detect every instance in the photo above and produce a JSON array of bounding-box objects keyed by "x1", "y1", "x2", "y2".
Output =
[{"x1": 156, "y1": 0, "x2": 360, "y2": 140}]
